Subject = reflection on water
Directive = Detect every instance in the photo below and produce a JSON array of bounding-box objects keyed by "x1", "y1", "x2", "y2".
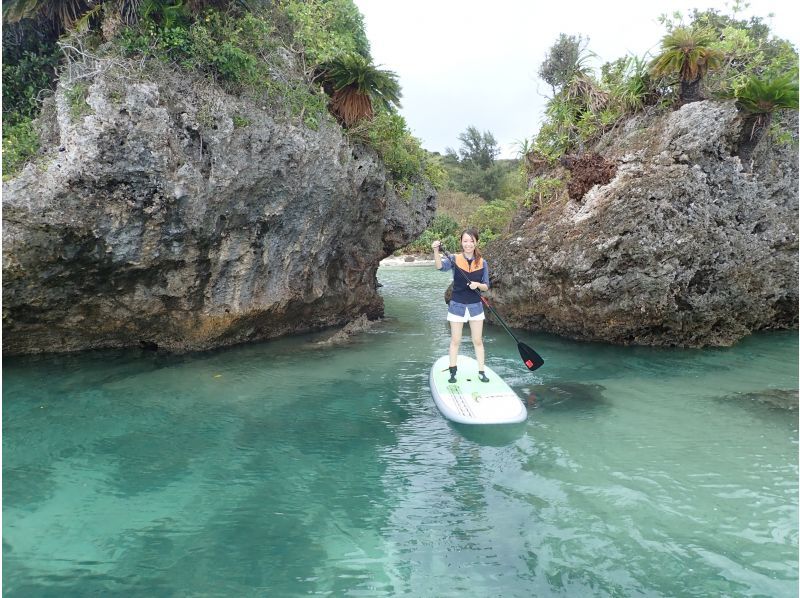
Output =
[{"x1": 3, "y1": 265, "x2": 798, "y2": 597}]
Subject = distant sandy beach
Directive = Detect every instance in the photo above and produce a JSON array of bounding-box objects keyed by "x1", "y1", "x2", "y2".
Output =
[{"x1": 379, "y1": 254, "x2": 435, "y2": 267}]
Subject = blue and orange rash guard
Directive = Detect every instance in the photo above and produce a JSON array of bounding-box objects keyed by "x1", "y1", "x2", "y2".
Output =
[{"x1": 439, "y1": 254, "x2": 490, "y2": 304}]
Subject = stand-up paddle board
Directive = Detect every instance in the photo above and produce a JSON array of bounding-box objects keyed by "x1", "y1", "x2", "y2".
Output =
[{"x1": 429, "y1": 355, "x2": 527, "y2": 424}]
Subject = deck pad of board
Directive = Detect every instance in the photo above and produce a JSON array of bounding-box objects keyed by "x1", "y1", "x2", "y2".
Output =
[{"x1": 429, "y1": 355, "x2": 527, "y2": 424}]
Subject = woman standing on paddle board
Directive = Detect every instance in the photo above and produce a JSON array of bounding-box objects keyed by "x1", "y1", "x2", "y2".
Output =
[{"x1": 432, "y1": 229, "x2": 491, "y2": 384}]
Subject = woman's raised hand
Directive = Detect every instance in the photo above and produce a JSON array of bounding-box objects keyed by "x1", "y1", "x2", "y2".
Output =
[{"x1": 432, "y1": 240, "x2": 441, "y2": 251}]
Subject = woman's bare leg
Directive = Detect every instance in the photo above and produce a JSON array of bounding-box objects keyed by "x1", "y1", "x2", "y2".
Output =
[
  {"x1": 469, "y1": 319, "x2": 485, "y2": 370},
  {"x1": 449, "y1": 321, "x2": 464, "y2": 367}
]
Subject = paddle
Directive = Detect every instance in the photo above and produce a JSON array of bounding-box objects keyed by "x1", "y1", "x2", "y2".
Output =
[{"x1": 440, "y1": 246, "x2": 544, "y2": 372}]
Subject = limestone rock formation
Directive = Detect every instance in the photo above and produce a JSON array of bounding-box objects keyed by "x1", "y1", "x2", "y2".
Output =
[
  {"x1": 2, "y1": 62, "x2": 435, "y2": 354},
  {"x1": 488, "y1": 101, "x2": 798, "y2": 347}
]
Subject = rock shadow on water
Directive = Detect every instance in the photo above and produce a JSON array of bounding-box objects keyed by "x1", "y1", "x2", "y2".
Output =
[
  {"x1": 524, "y1": 381, "x2": 608, "y2": 413},
  {"x1": 717, "y1": 388, "x2": 798, "y2": 412}
]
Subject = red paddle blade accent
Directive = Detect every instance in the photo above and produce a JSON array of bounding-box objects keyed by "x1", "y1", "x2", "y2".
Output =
[{"x1": 518, "y1": 343, "x2": 544, "y2": 371}]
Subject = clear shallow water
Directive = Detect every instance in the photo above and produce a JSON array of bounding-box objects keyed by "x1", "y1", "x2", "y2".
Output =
[{"x1": 3, "y1": 265, "x2": 798, "y2": 597}]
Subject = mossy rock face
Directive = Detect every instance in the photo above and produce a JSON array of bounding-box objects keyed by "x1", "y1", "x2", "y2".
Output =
[
  {"x1": 488, "y1": 101, "x2": 799, "y2": 348},
  {"x1": 1, "y1": 61, "x2": 436, "y2": 355}
]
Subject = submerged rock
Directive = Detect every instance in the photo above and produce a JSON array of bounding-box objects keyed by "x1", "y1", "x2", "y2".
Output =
[
  {"x1": 2, "y1": 61, "x2": 435, "y2": 355},
  {"x1": 526, "y1": 381, "x2": 607, "y2": 410},
  {"x1": 311, "y1": 314, "x2": 376, "y2": 347},
  {"x1": 725, "y1": 388, "x2": 799, "y2": 411},
  {"x1": 489, "y1": 101, "x2": 798, "y2": 347}
]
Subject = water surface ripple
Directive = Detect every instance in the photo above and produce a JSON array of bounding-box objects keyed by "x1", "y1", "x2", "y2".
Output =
[{"x1": 3, "y1": 266, "x2": 798, "y2": 596}]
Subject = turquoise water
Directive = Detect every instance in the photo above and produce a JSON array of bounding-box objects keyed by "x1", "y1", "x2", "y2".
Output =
[{"x1": 3, "y1": 266, "x2": 798, "y2": 597}]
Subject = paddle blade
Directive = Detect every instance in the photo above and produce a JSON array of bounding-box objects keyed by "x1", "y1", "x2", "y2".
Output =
[{"x1": 518, "y1": 342, "x2": 544, "y2": 371}]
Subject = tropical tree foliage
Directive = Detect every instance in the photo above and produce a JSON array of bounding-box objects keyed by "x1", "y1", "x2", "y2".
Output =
[
  {"x1": 563, "y1": 73, "x2": 609, "y2": 114},
  {"x1": 420, "y1": 125, "x2": 526, "y2": 242},
  {"x1": 453, "y1": 126, "x2": 499, "y2": 169},
  {"x1": 538, "y1": 33, "x2": 593, "y2": 96},
  {"x1": 526, "y1": 1, "x2": 800, "y2": 173},
  {"x1": 649, "y1": 26, "x2": 723, "y2": 103},
  {"x1": 533, "y1": 45, "x2": 622, "y2": 159},
  {"x1": 441, "y1": 126, "x2": 509, "y2": 201},
  {"x1": 531, "y1": 31, "x2": 643, "y2": 161},
  {"x1": 697, "y1": 11, "x2": 797, "y2": 98}
]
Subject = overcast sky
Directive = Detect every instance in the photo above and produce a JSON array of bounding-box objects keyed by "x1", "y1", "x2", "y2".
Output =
[{"x1": 352, "y1": 0, "x2": 800, "y2": 158}]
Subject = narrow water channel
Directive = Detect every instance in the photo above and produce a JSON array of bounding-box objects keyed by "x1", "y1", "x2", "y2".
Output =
[{"x1": 3, "y1": 265, "x2": 797, "y2": 596}]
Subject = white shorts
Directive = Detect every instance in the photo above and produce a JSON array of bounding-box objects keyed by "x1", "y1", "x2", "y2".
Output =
[{"x1": 447, "y1": 301, "x2": 485, "y2": 322}]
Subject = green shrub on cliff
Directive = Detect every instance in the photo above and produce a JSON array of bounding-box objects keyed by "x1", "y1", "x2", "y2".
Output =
[
  {"x1": 348, "y1": 110, "x2": 442, "y2": 194},
  {"x1": 2, "y1": 119, "x2": 39, "y2": 179},
  {"x1": 115, "y1": 7, "x2": 330, "y2": 129},
  {"x1": 601, "y1": 55, "x2": 660, "y2": 112},
  {"x1": 118, "y1": 9, "x2": 276, "y2": 90},
  {"x1": 2, "y1": 19, "x2": 59, "y2": 177},
  {"x1": 524, "y1": 176, "x2": 565, "y2": 209},
  {"x1": 532, "y1": 38, "x2": 615, "y2": 159},
  {"x1": 281, "y1": 0, "x2": 370, "y2": 64},
  {"x1": 2, "y1": 26, "x2": 60, "y2": 128},
  {"x1": 2, "y1": 0, "x2": 431, "y2": 188}
]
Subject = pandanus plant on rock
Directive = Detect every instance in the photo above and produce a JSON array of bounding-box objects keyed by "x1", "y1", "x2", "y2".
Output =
[
  {"x1": 649, "y1": 26, "x2": 724, "y2": 104},
  {"x1": 318, "y1": 52, "x2": 402, "y2": 128},
  {"x1": 735, "y1": 72, "x2": 799, "y2": 171}
]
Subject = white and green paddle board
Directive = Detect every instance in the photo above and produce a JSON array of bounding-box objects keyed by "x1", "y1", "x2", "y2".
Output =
[{"x1": 429, "y1": 355, "x2": 527, "y2": 424}]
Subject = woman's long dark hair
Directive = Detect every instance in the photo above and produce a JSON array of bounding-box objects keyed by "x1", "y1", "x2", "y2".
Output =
[{"x1": 460, "y1": 228, "x2": 481, "y2": 261}]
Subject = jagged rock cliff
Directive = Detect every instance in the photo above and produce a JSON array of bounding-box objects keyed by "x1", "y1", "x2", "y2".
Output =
[
  {"x1": 488, "y1": 101, "x2": 798, "y2": 347},
  {"x1": 2, "y1": 62, "x2": 435, "y2": 355}
]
